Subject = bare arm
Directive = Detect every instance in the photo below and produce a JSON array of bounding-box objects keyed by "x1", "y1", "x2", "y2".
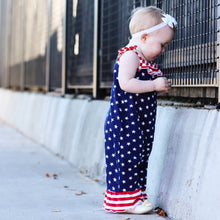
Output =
[{"x1": 118, "y1": 51, "x2": 171, "y2": 94}]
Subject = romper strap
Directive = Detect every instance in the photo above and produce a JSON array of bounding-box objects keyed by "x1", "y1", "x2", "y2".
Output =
[{"x1": 117, "y1": 45, "x2": 163, "y2": 76}]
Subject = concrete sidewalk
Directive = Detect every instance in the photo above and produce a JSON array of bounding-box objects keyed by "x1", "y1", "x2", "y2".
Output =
[{"x1": 0, "y1": 121, "x2": 167, "y2": 220}]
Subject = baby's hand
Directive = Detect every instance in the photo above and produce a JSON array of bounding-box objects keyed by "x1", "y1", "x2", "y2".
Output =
[{"x1": 153, "y1": 77, "x2": 171, "y2": 93}]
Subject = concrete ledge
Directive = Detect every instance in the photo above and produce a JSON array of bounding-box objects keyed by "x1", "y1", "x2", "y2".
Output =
[{"x1": 0, "y1": 88, "x2": 219, "y2": 220}]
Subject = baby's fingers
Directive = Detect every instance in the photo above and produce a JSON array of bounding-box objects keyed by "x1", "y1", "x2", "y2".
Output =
[
  {"x1": 167, "y1": 79, "x2": 171, "y2": 86},
  {"x1": 167, "y1": 79, "x2": 171, "y2": 90}
]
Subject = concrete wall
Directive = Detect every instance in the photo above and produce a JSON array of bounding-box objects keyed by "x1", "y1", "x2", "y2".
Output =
[{"x1": 0, "y1": 88, "x2": 219, "y2": 220}]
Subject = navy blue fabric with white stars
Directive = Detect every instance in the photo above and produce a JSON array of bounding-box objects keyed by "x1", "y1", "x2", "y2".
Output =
[{"x1": 104, "y1": 50, "x2": 157, "y2": 193}]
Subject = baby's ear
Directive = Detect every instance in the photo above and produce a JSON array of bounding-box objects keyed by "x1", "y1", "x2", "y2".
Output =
[{"x1": 140, "y1": 33, "x2": 148, "y2": 42}]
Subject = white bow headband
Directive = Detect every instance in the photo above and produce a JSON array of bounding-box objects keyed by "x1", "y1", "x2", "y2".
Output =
[{"x1": 132, "y1": 14, "x2": 177, "y2": 38}]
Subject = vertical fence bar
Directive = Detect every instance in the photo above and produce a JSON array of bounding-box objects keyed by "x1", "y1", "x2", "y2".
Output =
[
  {"x1": 93, "y1": 0, "x2": 99, "y2": 98},
  {"x1": 61, "y1": 0, "x2": 67, "y2": 95}
]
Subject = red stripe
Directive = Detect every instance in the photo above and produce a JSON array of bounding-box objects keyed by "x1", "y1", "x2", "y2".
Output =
[
  {"x1": 104, "y1": 207, "x2": 126, "y2": 212},
  {"x1": 104, "y1": 194, "x2": 142, "y2": 201},
  {"x1": 106, "y1": 188, "x2": 141, "y2": 196},
  {"x1": 104, "y1": 198, "x2": 143, "y2": 207}
]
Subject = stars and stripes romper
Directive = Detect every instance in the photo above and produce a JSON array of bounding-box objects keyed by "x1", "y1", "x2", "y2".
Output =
[{"x1": 103, "y1": 45, "x2": 163, "y2": 213}]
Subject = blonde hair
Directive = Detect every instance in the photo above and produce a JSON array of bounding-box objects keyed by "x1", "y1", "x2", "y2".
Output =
[{"x1": 129, "y1": 6, "x2": 165, "y2": 35}]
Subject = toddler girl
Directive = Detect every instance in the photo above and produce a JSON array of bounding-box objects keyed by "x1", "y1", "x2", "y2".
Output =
[{"x1": 103, "y1": 6, "x2": 177, "y2": 214}]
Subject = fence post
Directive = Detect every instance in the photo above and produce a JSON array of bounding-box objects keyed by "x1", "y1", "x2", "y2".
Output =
[
  {"x1": 218, "y1": 1, "x2": 220, "y2": 103},
  {"x1": 92, "y1": 0, "x2": 99, "y2": 98},
  {"x1": 20, "y1": 0, "x2": 25, "y2": 90},
  {"x1": 61, "y1": 0, "x2": 67, "y2": 96},
  {"x1": 46, "y1": 0, "x2": 52, "y2": 92},
  {"x1": 4, "y1": 0, "x2": 11, "y2": 88}
]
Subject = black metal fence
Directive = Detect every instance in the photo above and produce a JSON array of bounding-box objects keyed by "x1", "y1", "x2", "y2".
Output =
[{"x1": 0, "y1": 0, "x2": 219, "y2": 101}]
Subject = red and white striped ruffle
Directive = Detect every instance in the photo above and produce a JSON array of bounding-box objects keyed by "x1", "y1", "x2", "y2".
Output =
[
  {"x1": 103, "y1": 188, "x2": 147, "y2": 212},
  {"x1": 117, "y1": 45, "x2": 163, "y2": 76}
]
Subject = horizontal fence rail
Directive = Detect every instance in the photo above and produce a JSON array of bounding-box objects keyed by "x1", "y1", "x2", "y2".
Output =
[{"x1": 0, "y1": 0, "x2": 219, "y2": 101}]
